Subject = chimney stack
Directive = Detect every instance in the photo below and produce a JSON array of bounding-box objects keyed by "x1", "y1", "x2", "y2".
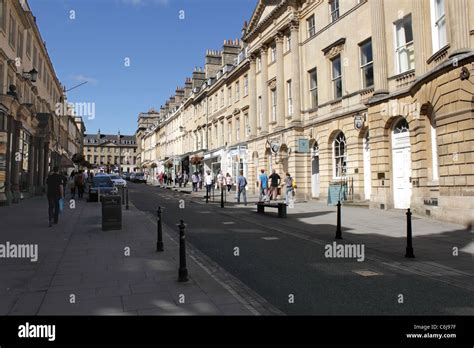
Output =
[
  {"x1": 192, "y1": 67, "x2": 206, "y2": 89},
  {"x1": 222, "y1": 38, "x2": 241, "y2": 66},
  {"x1": 204, "y1": 49, "x2": 222, "y2": 79},
  {"x1": 184, "y1": 77, "x2": 193, "y2": 98}
]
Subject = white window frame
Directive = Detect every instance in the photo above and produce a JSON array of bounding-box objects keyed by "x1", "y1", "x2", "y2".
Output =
[
  {"x1": 307, "y1": 15, "x2": 315, "y2": 38},
  {"x1": 430, "y1": 0, "x2": 447, "y2": 53},
  {"x1": 394, "y1": 15, "x2": 415, "y2": 74},
  {"x1": 333, "y1": 131, "x2": 347, "y2": 179},
  {"x1": 330, "y1": 0, "x2": 340, "y2": 23},
  {"x1": 359, "y1": 39, "x2": 374, "y2": 88},
  {"x1": 244, "y1": 75, "x2": 248, "y2": 96},
  {"x1": 235, "y1": 82, "x2": 240, "y2": 101},
  {"x1": 309, "y1": 68, "x2": 318, "y2": 108},
  {"x1": 271, "y1": 89, "x2": 277, "y2": 122},
  {"x1": 331, "y1": 55, "x2": 342, "y2": 99},
  {"x1": 287, "y1": 80, "x2": 293, "y2": 116}
]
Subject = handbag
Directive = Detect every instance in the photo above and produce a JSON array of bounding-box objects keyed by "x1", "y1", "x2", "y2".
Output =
[{"x1": 59, "y1": 198, "x2": 64, "y2": 213}]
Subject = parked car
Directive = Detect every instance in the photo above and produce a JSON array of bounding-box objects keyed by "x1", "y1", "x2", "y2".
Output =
[
  {"x1": 109, "y1": 174, "x2": 127, "y2": 188},
  {"x1": 122, "y1": 172, "x2": 131, "y2": 181},
  {"x1": 131, "y1": 172, "x2": 146, "y2": 183},
  {"x1": 88, "y1": 176, "x2": 118, "y2": 202}
]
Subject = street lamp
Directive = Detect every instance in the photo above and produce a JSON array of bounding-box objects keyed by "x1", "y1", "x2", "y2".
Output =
[{"x1": 23, "y1": 68, "x2": 38, "y2": 82}]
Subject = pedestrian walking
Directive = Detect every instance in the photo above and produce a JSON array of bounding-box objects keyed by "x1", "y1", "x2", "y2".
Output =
[
  {"x1": 183, "y1": 172, "x2": 189, "y2": 187},
  {"x1": 237, "y1": 171, "x2": 248, "y2": 206},
  {"x1": 69, "y1": 171, "x2": 76, "y2": 199},
  {"x1": 46, "y1": 166, "x2": 64, "y2": 227},
  {"x1": 225, "y1": 173, "x2": 233, "y2": 192},
  {"x1": 177, "y1": 172, "x2": 183, "y2": 187},
  {"x1": 258, "y1": 169, "x2": 269, "y2": 202},
  {"x1": 268, "y1": 169, "x2": 281, "y2": 201},
  {"x1": 191, "y1": 172, "x2": 198, "y2": 192},
  {"x1": 284, "y1": 172, "x2": 295, "y2": 205},
  {"x1": 75, "y1": 170, "x2": 85, "y2": 198},
  {"x1": 205, "y1": 170, "x2": 213, "y2": 198},
  {"x1": 198, "y1": 172, "x2": 203, "y2": 190},
  {"x1": 217, "y1": 170, "x2": 224, "y2": 190}
]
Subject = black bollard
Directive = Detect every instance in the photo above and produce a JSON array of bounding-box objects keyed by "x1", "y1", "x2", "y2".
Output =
[
  {"x1": 405, "y1": 208, "x2": 415, "y2": 258},
  {"x1": 335, "y1": 200, "x2": 343, "y2": 239},
  {"x1": 178, "y1": 220, "x2": 188, "y2": 282},
  {"x1": 121, "y1": 187, "x2": 125, "y2": 205},
  {"x1": 206, "y1": 188, "x2": 209, "y2": 204},
  {"x1": 156, "y1": 207, "x2": 164, "y2": 252},
  {"x1": 125, "y1": 187, "x2": 129, "y2": 210},
  {"x1": 220, "y1": 186, "x2": 224, "y2": 208}
]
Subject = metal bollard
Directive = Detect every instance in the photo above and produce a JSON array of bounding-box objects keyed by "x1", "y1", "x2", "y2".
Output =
[
  {"x1": 206, "y1": 188, "x2": 209, "y2": 204},
  {"x1": 156, "y1": 207, "x2": 164, "y2": 252},
  {"x1": 178, "y1": 220, "x2": 188, "y2": 282},
  {"x1": 220, "y1": 187, "x2": 224, "y2": 208},
  {"x1": 405, "y1": 208, "x2": 415, "y2": 258},
  {"x1": 335, "y1": 200, "x2": 342, "y2": 239},
  {"x1": 125, "y1": 187, "x2": 129, "y2": 210}
]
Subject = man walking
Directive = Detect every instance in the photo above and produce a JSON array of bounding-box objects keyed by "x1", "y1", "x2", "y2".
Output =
[
  {"x1": 237, "y1": 170, "x2": 247, "y2": 206},
  {"x1": 284, "y1": 172, "x2": 295, "y2": 206},
  {"x1": 258, "y1": 169, "x2": 269, "y2": 202},
  {"x1": 75, "y1": 170, "x2": 85, "y2": 199},
  {"x1": 268, "y1": 169, "x2": 281, "y2": 201},
  {"x1": 191, "y1": 172, "x2": 198, "y2": 192},
  {"x1": 46, "y1": 166, "x2": 64, "y2": 227},
  {"x1": 205, "y1": 170, "x2": 213, "y2": 198}
]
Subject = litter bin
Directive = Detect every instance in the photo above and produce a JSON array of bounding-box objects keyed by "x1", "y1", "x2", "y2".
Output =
[{"x1": 102, "y1": 195, "x2": 122, "y2": 231}]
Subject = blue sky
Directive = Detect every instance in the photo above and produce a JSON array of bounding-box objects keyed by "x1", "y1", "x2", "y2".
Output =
[{"x1": 29, "y1": 0, "x2": 256, "y2": 135}]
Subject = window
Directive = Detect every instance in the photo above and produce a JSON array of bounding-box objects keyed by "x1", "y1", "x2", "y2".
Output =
[
  {"x1": 287, "y1": 80, "x2": 293, "y2": 116},
  {"x1": 8, "y1": 14, "x2": 15, "y2": 48},
  {"x1": 333, "y1": 132, "x2": 347, "y2": 178},
  {"x1": 258, "y1": 96, "x2": 262, "y2": 128},
  {"x1": 271, "y1": 89, "x2": 277, "y2": 122},
  {"x1": 331, "y1": 56, "x2": 342, "y2": 99},
  {"x1": 0, "y1": 0, "x2": 5, "y2": 32},
  {"x1": 395, "y1": 15, "x2": 414, "y2": 73},
  {"x1": 236, "y1": 118, "x2": 240, "y2": 142},
  {"x1": 228, "y1": 86, "x2": 232, "y2": 106},
  {"x1": 309, "y1": 68, "x2": 318, "y2": 108},
  {"x1": 235, "y1": 82, "x2": 240, "y2": 101},
  {"x1": 220, "y1": 121, "x2": 224, "y2": 145},
  {"x1": 360, "y1": 39, "x2": 374, "y2": 88},
  {"x1": 214, "y1": 94, "x2": 218, "y2": 110},
  {"x1": 330, "y1": 0, "x2": 340, "y2": 22},
  {"x1": 431, "y1": 0, "x2": 447, "y2": 52},
  {"x1": 209, "y1": 97, "x2": 213, "y2": 113},
  {"x1": 271, "y1": 45, "x2": 276, "y2": 62},
  {"x1": 227, "y1": 121, "x2": 232, "y2": 142},
  {"x1": 17, "y1": 26, "x2": 23, "y2": 59},
  {"x1": 25, "y1": 32, "x2": 31, "y2": 58},
  {"x1": 244, "y1": 114, "x2": 249, "y2": 137},
  {"x1": 244, "y1": 75, "x2": 248, "y2": 96},
  {"x1": 285, "y1": 33, "x2": 291, "y2": 52},
  {"x1": 307, "y1": 15, "x2": 315, "y2": 38},
  {"x1": 220, "y1": 89, "x2": 224, "y2": 107}
]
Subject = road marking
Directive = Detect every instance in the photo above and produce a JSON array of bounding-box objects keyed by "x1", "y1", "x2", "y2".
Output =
[
  {"x1": 352, "y1": 270, "x2": 382, "y2": 277},
  {"x1": 261, "y1": 237, "x2": 280, "y2": 240},
  {"x1": 222, "y1": 222, "x2": 235, "y2": 225}
]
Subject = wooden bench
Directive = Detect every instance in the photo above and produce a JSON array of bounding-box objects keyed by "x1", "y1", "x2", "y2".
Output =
[{"x1": 256, "y1": 202, "x2": 287, "y2": 218}]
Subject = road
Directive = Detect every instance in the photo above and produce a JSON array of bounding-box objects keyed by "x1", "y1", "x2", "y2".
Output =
[{"x1": 128, "y1": 182, "x2": 474, "y2": 315}]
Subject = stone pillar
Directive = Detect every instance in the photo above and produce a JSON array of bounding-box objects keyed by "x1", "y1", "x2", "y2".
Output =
[
  {"x1": 260, "y1": 45, "x2": 269, "y2": 135},
  {"x1": 28, "y1": 137, "x2": 36, "y2": 195},
  {"x1": 447, "y1": 0, "x2": 471, "y2": 57},
  {"x1": 370, "y1": 0, "x2": 389, "y2": 95},
  {"x1": 412, "y1": 0, "x2": 429, "y2": 75},
  {"x1": 275, "y1": 33, "x2": 285, "y2": 130},
  {"x1": 37, "y1": 138, "x2": 45, "y2": 194},
  {"x1": 11, "y1": 120, "x2": 21, "y2": 203},
  {"x1": 249, "y1": 55, "x2": 257, "y2": 139},
  {"x1": 290, "y1": 21, "x2": 302, "y2": 125}
]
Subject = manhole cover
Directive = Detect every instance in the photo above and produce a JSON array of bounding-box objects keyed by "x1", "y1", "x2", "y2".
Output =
[{"x1": 352, "y1": 270, "x2": 382, "y2": 277}]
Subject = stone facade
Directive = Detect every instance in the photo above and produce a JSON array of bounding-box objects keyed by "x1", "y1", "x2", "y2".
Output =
[
  {"x1": 0, "y1": 0, "x2": 82, "y2": 206},
  {"x1": 137, "y1": 0, "x2": 473, "y2": 226}
]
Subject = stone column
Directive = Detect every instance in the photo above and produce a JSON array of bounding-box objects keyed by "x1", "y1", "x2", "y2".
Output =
[
  {"x1": 37, "y1": 138, "x2": 45, "y2": 194},
  {"x1": 11, "y1": 120, "x2": 21, "y2": 203},
  {"x1": 370, "y1": 0, "x2": 389, "y2": 95},
  {"x1": 275, "y1": 33, "x2": 285, "y2": 130},
  {"x1": 260, "y1": 45, "x2": 269, "y2": 135},
  {"x1": 28, "y1": 137, "x2": 36, "y2": 195},
  {"x1": 447, "y1": 0, "x2": 471, "y2": 57},
  {"x1": 290, "y1": 20, "x2": 302, "y2": 125},
  {"x1": 249, "y1": 55, "x2": 257, "y2": 139},
  {"x1": 412, "y1": 0, "x2": 429, "y2": 75}
]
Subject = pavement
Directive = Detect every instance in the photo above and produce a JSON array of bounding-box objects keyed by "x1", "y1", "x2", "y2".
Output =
[
  {"x1": 129, "y1": 181, "x2": 474, "y2": 315},
  {"x1": 0, "y1": 193, "x2": 271, "y2": 315}
]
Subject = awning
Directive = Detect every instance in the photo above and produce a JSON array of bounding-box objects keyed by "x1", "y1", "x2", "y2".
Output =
[{"x1": 60, "y1": 155, "x2": 75, "y2": 168}]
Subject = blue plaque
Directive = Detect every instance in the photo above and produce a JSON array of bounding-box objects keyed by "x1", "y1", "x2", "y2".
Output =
[{"x1": 297, "y1": 139, "x2": 309, "y2": 153}]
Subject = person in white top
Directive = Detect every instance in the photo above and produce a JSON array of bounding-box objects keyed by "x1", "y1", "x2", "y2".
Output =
[
  {"x1": 216, "y1": 170, "x2": 224, "y2": 190},
  {"x1": 205, "y1": 170, "x2": 213, "y2": 197},
  {"x1": 225, "y1": 173, "x2": 233, "y2": 192}
]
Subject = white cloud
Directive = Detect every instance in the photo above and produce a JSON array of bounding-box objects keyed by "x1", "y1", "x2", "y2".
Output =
[{"x1": 69, "y1": 74, "x2": 98, "y2": 85}]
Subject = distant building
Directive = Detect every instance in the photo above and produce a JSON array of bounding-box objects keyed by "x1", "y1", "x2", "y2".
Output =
[{"x1": 83, "y1": 131, "x2": 137, "y2": 173}]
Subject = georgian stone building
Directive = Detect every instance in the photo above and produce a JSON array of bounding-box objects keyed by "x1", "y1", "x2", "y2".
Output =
[
  {"x1": 83, "y1": 131, "x2": 137, "y2": 174},
  {"x1": 0, "y1": 0, "x2": 82, "y2": 205},
  {"x1": 138, "y1": 0, "x2": 473, "y2": 225}
]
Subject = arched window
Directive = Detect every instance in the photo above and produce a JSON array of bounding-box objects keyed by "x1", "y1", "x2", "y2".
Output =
[
  {"x1": 394, "y1": 118, "x2": 409, "y2": 133},
  {"x1": 333, "y1": 132, "x2": 347, "y2": 178}
]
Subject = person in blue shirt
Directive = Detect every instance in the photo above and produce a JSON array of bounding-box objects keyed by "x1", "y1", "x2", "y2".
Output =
[
  {"x1": 258, "y1": 169, "x2": 269, "y2": 202},
  {"x1": 237, "y1": 171, "x2": 247, "y2": 206}
]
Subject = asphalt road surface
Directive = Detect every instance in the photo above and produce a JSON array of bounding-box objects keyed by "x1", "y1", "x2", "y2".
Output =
[{"x1": 128, "y1": 182, "x2": 474, "y2": 315}]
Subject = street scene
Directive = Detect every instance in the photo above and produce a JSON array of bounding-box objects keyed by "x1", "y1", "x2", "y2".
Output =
[{"x1": 0, "y1": 0, "x2": 473, "y2": 339}]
